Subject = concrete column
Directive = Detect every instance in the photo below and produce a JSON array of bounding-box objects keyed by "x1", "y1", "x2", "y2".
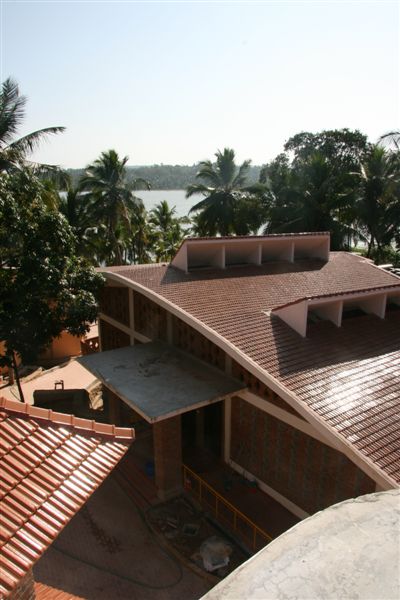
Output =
[{"x1": 153, "y1": 415, "x2": 182, "y2": 500}]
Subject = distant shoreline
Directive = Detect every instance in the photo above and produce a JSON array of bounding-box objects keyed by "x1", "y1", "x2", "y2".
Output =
[{"x1": 66, "y1": 164, "x2": 262, "y2": 191}]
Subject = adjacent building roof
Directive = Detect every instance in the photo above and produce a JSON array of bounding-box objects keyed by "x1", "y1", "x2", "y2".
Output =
[
  {"x1": 0, "y1": 397, "x2": 134, "y2": 598},
  {"x1": 102, "y1": 249, "x2": 400, "y2": 486},
  {"x1": 79, "y1": 342, "x2": 245, "y2": 422},
  {"x1": 200, "y1": 489, "x2": 400, "y2": 600},
  {"x1": 1, "y1": 359, "x2": 97, "y2": 404}
]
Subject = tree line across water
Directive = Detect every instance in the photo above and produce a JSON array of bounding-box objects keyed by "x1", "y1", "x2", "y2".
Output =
[
  {"x1": 0, "y1": 77, "x2": 399, "y2": 390},
  {"x1": 1, "y1": 76, "x2": 399, "y2": 269},
  {"x1": 68, "y1": 164, "x2": 262, "y2": 191}
]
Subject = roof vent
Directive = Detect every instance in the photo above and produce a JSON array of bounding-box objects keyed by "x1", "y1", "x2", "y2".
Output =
[
  {"x1": 272, "y1": 287, "x2": 400, "y2": 337},
  {"x1": 172, "y1": 233, "x2": 330, "y2": 273}
]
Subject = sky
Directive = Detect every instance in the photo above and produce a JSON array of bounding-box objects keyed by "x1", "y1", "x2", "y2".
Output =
[{"x1": 1, "y1": 0, "x2": 399, "y2": 168}]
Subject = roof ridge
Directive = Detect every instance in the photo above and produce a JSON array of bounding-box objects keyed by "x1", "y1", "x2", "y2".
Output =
[
  {"x1": 0, "y1": 397, "x2": 134, "y2": 440},
  {"x1": 184, "y1": 232, "x2": 330, "y2": 242}
]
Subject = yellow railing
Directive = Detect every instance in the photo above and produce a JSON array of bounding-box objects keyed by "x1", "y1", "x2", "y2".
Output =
[{"x1": 182, "y1": 464, "x2": 272, "y2": 552}]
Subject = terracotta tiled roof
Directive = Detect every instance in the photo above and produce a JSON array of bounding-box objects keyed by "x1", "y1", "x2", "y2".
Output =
[
  {"x1": 271, "y1": 283, "x2": 400, "y2": 311},
  {"x1": 0, "y1": 398, "x2": 134, "y2": 598},
  {"x1": 102, "y1": 252, "x2": 400, "y2": 485}
]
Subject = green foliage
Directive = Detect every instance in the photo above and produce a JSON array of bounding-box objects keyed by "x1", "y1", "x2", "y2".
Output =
[
  {"x1": 187, "y1": 148, "x2": 267, "y2": 236},
  {"x1": 264, "y1": 152, "x2": 357, "y2": 249},
  {"x1": 353, "y1": 145, "x2": 400, "y2": 254},
  {"x1": 0, "y1": 171, "x2": 104, "y2": 368},
  {"x1": 80, "y1": 150, "x2": 151, "y2": 265},
  {"x1": 284, "y1": 129, "x2": 368, "y2": 171},
  {"x1": 359, "y1": 245, "x2": 400, "y2": 268},
  {"x1": 261, "y1": 129, "x2": 400, "y2": 252},
  {"x1": 379, "y1": 131, "x2": 400, "y2": 151},
  {"x1": 149, "y1": 200, "x2": 189, "y2": 261},
  {"x1": 0, "y1": 77, "x2": 65, "y2": 174}
]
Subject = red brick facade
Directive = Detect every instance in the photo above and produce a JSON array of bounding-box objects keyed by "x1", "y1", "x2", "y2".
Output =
[
  {"x1": 99, "y1": 286, "x2": 130, "y2": 326},
  {"x1": 153, "y1": 416, "x2": 182, "y2": 500},
  {"x1": 99, "y1": 319, "x2": 130, "y2": 351},
  {"x1": 98, "y1": 283, "x2": 380, "y2": 514},
  {"x1": 171, "y1": 315, "x2": 225, "y2": 371},
  {"x1": 231, "y1": 361, "x2": 303, "y2": 418},
  {"x1": 134, "y1": 293, "x2": 168, "y2": 340},
  {"x1": 230, "y1": 396, "x2": 376, "y2": 514}
]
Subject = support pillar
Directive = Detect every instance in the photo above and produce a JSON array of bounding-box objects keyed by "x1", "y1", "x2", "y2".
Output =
[{"x1": 153, "y1": 415, "x2": 182, "y2": 500}]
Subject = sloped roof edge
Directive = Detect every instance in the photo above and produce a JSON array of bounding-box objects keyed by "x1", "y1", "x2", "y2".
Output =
[
  {"x1": 0, "y1": 397, "x2": 134, "y2": 598},
  {"x1": 0, "y1": 396, "x2": 134, "y2": 440}
]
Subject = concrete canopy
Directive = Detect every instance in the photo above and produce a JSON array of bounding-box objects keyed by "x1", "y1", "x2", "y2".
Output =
[
  {"x1": 78, "y1": 342, "x2": 246, "y2": 422},
  {"x1": 200, "y1": 489, "x2": 400, "y2": 600}
]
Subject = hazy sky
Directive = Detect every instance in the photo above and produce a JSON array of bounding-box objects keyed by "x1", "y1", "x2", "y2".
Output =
[{"x1": 2, "y1": 1, "x2": 399, "y2": 168}]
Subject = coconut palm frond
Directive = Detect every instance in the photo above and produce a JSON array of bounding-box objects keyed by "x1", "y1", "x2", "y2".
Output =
[{"x1": 0, "y1": 77, "x2": 65, "y2": 172}]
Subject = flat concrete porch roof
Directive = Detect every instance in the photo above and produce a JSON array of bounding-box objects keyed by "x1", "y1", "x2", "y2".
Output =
[{"x1": 78, "y1": 342, "x2": 246, "y2": 422}]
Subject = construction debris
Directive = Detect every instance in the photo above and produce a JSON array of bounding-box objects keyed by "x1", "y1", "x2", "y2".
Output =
[{"x1": 199, "y1": 536, "x2": 233, "y2": 572}]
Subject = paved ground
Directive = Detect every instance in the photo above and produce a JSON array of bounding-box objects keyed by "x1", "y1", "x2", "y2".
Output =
[{"x1": 34, "y1": 476, "x2": 212, "y2": 600}]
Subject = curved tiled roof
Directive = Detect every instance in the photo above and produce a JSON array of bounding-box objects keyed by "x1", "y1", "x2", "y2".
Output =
[
  {"x1": 102, "y1": 252, "x2": 400, "y2": 486},
  {"x1": 0, "y1": 398, "x2": 134, "y2": 598},
  {"x1": 271, "y1": 283, "x2": 400, "y2": 310}
]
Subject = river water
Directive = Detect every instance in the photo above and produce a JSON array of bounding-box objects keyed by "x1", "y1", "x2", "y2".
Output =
[{"x1": 135, "y1": 190, "x2": 202, "y2": 218}]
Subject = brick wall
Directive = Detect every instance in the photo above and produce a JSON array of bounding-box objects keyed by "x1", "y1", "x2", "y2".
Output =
[
  {"x1": 8, "y1": 569, "x2": 35, "y2": 600},
  {"x1": 134, "y1": 293, "x2": 167, "y2": 340},
  {"x1": 100, "y1": 286, "x2": 130, "y2": 326},
  {"x1": 99, "y1": 319, "x2": 130, "y2": 351},
  {"x1": 153, "y1": 416, "x2": 182, "y2": 500},
  {"x1": 232, "y1": 361, "x2": 303, "y2": 418},
  {"x1": 171, "y1": 315, "x2": 225, "y2": 371},
  {"x1": 230, "y1": 396, "x2": 375, "y2": 514}
]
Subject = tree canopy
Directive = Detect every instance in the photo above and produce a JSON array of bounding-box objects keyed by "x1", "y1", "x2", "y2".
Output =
[
  {"x1": 80, "y1": 150, "x2": 150, "y2": 265},
  {"x1": 261, "y1": 129, "x2": 400, "y2": 254},
  {"x1": 0, "y1": 171, "x2": 104, "y2": 399},
  {"x1": 0, "y1": 77, "x2": 65, "y2": 174},
  {"x1": 186, "y1": 148, "x2": 266, "y2": 236}
]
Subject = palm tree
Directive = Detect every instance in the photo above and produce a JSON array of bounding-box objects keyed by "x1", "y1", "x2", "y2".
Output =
[
  {"x1": 149, "y1": 200, "x2": 177, "y2": 232},
  {"x1": 128, "y1": 203, "x2": 152, "y2": 264},
  {"x1": 186, "y1": 148, "x2": 265, "y2": 236},
  {"x1": 265, "y1": 152, "x2": 356, "y2": 250},
  {"x1": 0, "y1": 77, "x2": 65, "y2": 173},
  {"x1": 149, "y1": 200, "x2": 188, "y2": 261},
  {"x1": 80, "y1": 150, "x2": 150, "y2": 265},
  {"x1": 379, "y1": 131, "x2": 400, "y2": 151},
  {"x1": 57, "y1": 176, "x2": 102, "y2": 262},
  {"x1": 353, "y1": 145, "x2": 400, "y2": 256}
]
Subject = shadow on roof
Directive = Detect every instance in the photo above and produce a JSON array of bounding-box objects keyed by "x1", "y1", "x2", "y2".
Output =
[{"x1": 161, "y1": 258, "x2": 327, "y2": 285}]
